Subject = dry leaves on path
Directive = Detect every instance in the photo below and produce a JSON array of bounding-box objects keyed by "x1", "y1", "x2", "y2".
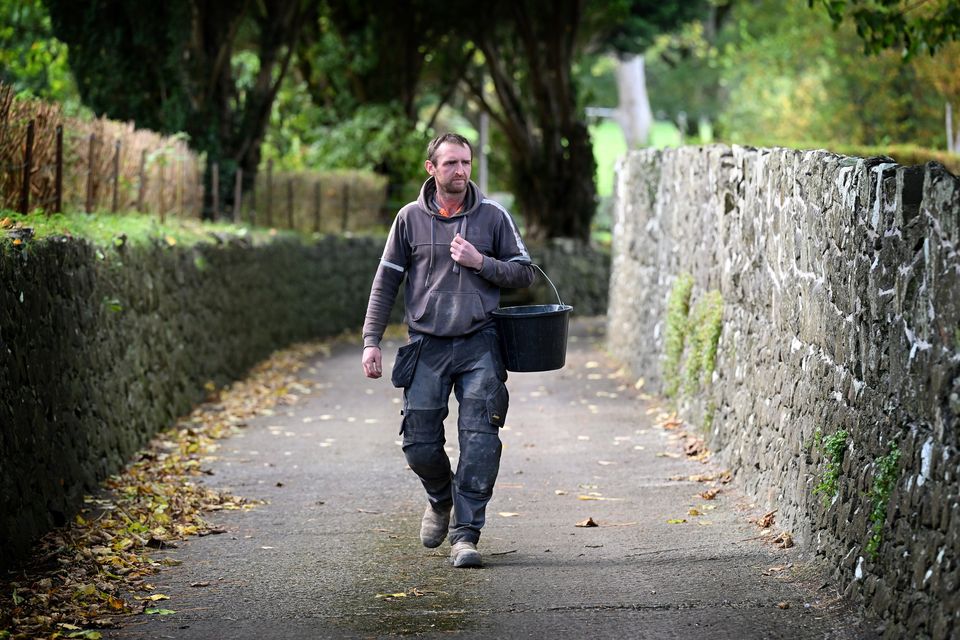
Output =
[
  {"x1": 0, "y1": 340, "x2": 330, "y2": 640},
  {"x1": 575, "y1": 517, "x2": 599, "y2": 528},
  {"x1": 754, "y1": 510, "x2": 778, "y2": 529}
]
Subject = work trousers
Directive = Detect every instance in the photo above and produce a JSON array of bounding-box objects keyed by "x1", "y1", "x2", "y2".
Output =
[{"x1": 392, "y1": 326, "x2": 508, "y2": 545}]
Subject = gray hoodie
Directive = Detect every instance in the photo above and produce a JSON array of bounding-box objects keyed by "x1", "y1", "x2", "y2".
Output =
[{"x1": 362, "y1": 177, "x2": 535, "y2": 348}]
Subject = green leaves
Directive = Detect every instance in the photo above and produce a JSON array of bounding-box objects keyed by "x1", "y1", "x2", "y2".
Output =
[{"x1": 810, "y1": 0, "x2": 960, "y2": 58}]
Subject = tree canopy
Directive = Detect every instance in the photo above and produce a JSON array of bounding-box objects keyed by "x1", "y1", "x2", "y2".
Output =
[
  {"x1": 810, "y1": 0, "x2": 960, "y2": 57},
  {"x1": 45, "y1": 0, "x2": 305, "y2": 218}
]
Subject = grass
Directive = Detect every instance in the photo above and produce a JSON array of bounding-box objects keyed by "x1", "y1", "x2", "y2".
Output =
[
  {"x1": 0, "y1": 209, "x2": 311, "y2": 249},
  {"x1": 590, "y1": 120, "x2": 683, "y2": 198}
]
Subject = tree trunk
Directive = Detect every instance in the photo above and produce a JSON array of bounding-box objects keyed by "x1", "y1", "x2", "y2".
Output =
[
  {"x1": 512, "y1": 120, "x2": 595, "y2": 241},
  {"x1": 462, "y1": 0, "x2": 595, "y2": 242},
  {"x1": 615, "y1": 54, "x2": 653, "y2": 149},
  {"x1": 192, "y1": 0, "x2": 303, "y2": 220}
]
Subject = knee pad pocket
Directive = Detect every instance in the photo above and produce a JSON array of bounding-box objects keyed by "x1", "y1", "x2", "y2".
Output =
[{"x1": 400, "y1": 409, "x2": 446, "y2": 444}]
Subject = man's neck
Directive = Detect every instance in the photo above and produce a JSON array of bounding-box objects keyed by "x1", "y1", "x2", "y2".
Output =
[{"x1": 435, "y1": 187, "x2": 466, "y2": 213}]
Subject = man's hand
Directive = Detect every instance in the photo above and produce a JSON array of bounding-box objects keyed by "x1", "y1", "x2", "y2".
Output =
[
  {"x1": 362, "y1": 346, "x2": 382, "y2": 379},
  {"x1": 450, "y1": 233, "x2": 483, "y2": 270}
]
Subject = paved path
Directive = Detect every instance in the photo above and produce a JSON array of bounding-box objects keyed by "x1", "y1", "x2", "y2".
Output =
[{"x1": 106, "y1": 319, "x2": 877, "y2": 639}]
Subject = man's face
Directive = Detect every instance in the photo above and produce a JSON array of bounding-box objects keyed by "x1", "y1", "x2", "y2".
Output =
[{"x1": 425, "y1": 142, "x2": 472, "y2": 195}]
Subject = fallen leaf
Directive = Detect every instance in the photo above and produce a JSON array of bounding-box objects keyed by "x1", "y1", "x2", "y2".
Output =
[
  {"x1": 555, "y1": 490, "x2": 568, "y2": 495},
  {"x1": 777, "y1": 601, "x2": 790, "y2": 609},
  {"x1": 577, "y1": 495, "x2": 623, "y2": 501},
  {"x1": 634, "y1": 377, "x2": 645, "y2": 389},
  {"x1": 0, "y1": 216, "x2": 12, "y2": 229},
  {"x1": 144, "y1": 608, "x2": 176, "y2": 615},
  {"x1": 684, "y1": 437, "x2": 707, "y2": 457},
  {"x1": 189, "y1": 582, "x2": 210, "y2": 588},
  {"x1": 772, "y1": 532, "x2": 794, "y2": 549},
  {"x1": 700, "y1": 488, "x2": 721, "y2": 500},
  {"x1": 575, "y1": 517, "x2": 598, "y2": 527},
  {"x1": 375, "y1": 592, "x2": 407, "y2": 599},
  {"x1": 688, "y1": 508, "x2": 702, "y2": 516},
  {"x1": 67, "y1": 631, "x2": 102, "y2": 640},
  {"x1": 756, "y1": 510, "x2": 777, "y2": 529},
  {"x1": 498, "y1": 512, "x2": 520, "y2": 518},
  {"x1": 656, "y1": 452, "x2": 681, "y2": 458},
  {"x1": 762, "y1": 565, "x2": 789, "y2": 576},
  {"x1": 597, "y1": 460, "x2": 616, "y2": 465},
  {"x1": 585, "y1": 361, "x2": 599, "y2": 369},
  {"x1": 666, "y1": 518, "x2": 687, "y2": 524}
]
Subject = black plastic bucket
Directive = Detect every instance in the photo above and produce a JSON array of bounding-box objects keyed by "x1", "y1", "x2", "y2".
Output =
[{"x1": 492, "y1": 266, "x2": 572, "y2": 372}]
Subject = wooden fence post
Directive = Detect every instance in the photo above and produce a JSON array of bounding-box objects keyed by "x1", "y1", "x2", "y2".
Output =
[
  {"x1": 314, "y1": 180, "x2": 322, "y2": 233},
  {"x1": 19, "y1": 119, "x2": 34, "y2": 214},
  {"x1": 340, "y1": 184, "x2": 349, "y2": 232},
  {"x1": 233, "y1": 167, "x2": 243, "y2": 222},
  {"x1": 196, "y1": 167, "x2": 203, "y2": 218},
  {"x1": 249, "y1": 178, "x2": 257, "y2": 227},
  {"x1": 159, "y1": 159, "x2": 166, "y2": 224},
  {"x1": 287, "y1": 177, "x2": 294, "y2": 229},
  {"x1": 54, "y1": 125, "x2": 63, "y2": 214},
  {"x1": 212, "y1": 161, "x2": 220, "y2": 219},
  {"x1": 85, "y1": 133, "x2": 97, "y2": 213},
  {"x1": 266, "y1": 160, "x2": 274, "y2": 227},
  {"x1": 179, "y1": 156, "x2": 186, "y2": 216},
  {"x1": 136, "y1": 149, "x2": 147, "y2": 212},
  {"x1": 111, "y1": 139, "x2": 121, "y2": 212}
]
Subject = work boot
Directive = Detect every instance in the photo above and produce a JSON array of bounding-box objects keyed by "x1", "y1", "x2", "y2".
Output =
[
  {"x1": 449, "y1": 541, "x2": 482, "y2": 568},
  {"x1": 420, "y1": 505, "x2": 451, "y2": 548}
]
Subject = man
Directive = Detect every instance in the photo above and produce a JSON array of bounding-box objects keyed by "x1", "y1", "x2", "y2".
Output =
[{"x1": 361, "y1": 132, "x2": 535, "y2": 568}]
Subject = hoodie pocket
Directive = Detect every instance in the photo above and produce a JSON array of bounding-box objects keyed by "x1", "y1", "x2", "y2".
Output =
[{"x1": 413, "y1": 290, "x2": 486, "y2": 336}]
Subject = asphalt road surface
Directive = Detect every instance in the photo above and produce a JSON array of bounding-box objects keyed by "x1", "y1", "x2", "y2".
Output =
[{"x1": 106, "y1": 319, "x2": 878, "y2": 640}]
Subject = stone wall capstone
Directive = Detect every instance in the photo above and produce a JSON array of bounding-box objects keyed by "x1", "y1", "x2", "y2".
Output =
[{"x1": 607, "y1": 145, "x2": 958, "y2": 639}]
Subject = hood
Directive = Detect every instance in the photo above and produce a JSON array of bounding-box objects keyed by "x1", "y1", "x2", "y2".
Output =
[{"x1": 417, "y1": 177, "x2": 483, "y2": 217}]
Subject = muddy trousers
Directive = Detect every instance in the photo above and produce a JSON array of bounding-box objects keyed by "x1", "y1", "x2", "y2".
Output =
[{"x1": 395, "y1": 327, "x2": 508, "y2": 545}]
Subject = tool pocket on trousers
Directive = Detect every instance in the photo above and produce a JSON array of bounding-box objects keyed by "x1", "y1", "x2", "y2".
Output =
[
  {"x1": 485, "y1": 380, "x2": 509, "y2": 428},
  {"x1": 391, "y1": 338, "x2": 423, "y2": 388}
]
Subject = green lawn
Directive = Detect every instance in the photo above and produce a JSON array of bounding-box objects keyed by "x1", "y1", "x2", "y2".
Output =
[{"x1": 590, "y1": 120, "x2": 682, "y2": 197}]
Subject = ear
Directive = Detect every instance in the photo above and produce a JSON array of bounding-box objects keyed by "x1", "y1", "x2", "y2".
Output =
[{"x1": 424, "y1": 160, "x2": 436, "y2": 176}]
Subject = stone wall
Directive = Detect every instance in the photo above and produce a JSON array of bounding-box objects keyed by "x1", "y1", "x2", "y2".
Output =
[
  {"x1": 607, "y1": 146, "x2": 958, "y2": 639},
  {"x1": 0, "y1": 234, "x2": 391, "y2": 569},
  {"x1": 0, "y1": 232, "x2": 608, "y2": 569}
]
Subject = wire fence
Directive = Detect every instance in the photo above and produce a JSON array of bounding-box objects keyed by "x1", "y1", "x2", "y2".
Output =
[
  {"x1": 0, "y1": 84, "x2": 201, "y2": 219},
  {"x1": 0, "y1": 83, "x2": 391, "y2": 230}
]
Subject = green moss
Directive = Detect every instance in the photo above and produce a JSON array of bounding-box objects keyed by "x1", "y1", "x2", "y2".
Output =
[
  {"x1": 663, "y1": 272, "x2": 694, "y2": 398},
  {"x1": 865, "y1": 445, "x2": 901, "y2": 559},
  {"x1": 813, "y1": 429, "x2": 848, "y2": 504}
]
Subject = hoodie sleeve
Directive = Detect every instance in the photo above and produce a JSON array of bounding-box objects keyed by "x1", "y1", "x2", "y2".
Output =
[
  {"x1": 475, "y1": 203, "x2": 536, "y2": 289},
  {"x1": 362, "y1": 214, "x2": 409, "y2": 348}
]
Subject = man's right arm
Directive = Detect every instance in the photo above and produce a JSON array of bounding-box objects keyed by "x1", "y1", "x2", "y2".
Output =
[{"x1": 361, "y1": 214, "x2": 408, "y2": 351}]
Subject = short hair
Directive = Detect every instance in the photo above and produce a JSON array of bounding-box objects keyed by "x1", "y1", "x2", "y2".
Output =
[{"x1": 426, "y1": 133, "x2": 472, "y2": 164}]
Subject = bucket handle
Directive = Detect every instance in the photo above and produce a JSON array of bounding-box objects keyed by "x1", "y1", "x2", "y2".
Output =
[{"x1": 533, "y1": 264, "x2": 564, "y2": 306}]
